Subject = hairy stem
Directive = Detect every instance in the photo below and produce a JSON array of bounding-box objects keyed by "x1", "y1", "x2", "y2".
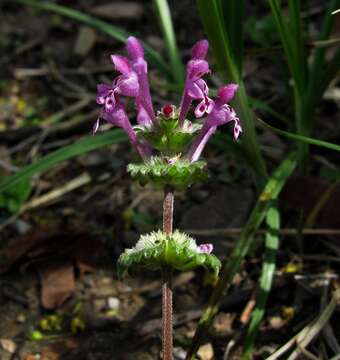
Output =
[{"x1": 162, "y1": 185, "x2": 174, "y2": 360}]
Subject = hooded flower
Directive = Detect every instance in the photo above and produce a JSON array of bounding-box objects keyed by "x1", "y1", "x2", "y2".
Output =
[
  {"x1": 94, "y1": 99, "x2": 151, "y2": 159},
  {"x1": 96, "y1": 55, "x2": 139, "y2": 115},
  {"x1": 187, "y1": 84, "x2": 241, "y2": 162},
  {"x1": 178, "y1": 39, "x2": 213, "y2": 125},
  {"x1": 127, "y1": 36, "x2": 155, "y2": 126}
]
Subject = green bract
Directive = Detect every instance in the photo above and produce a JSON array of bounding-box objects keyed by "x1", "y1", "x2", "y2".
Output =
[
  {"x1": 127, "y1": 156, "x2": 208, "y2": 188},
  {"x1": 135, "y1": 116, "x2": 202, "y2": 154},
  {"x1": 117, "y1": 230, "x2": 221, "y2": 277}
]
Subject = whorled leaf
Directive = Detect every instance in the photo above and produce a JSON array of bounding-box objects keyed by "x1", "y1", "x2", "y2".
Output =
[
  {"x1": 117, "y1": 230, "x2": 221, "y2": 277},
  {"x1": 127, "y1": 156, "x2": 208, "y2": 188}
]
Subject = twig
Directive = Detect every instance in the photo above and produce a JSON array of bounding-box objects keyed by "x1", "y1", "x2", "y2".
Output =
[
  {"x1": 0, "y1": 173, "x2": 91, "y2": 231},
  {"x1": 13, "y1": 65, "x2": 113, "y2": 78},
  {"x1": 266, "y1": 288, "x2": 340, "y2": 360},
  {"x1": 0, "y1": 159, "x2": 19, "y2": 173}
]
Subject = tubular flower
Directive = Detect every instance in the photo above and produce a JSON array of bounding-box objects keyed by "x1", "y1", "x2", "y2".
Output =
[
  {"x1": 95, "y1": 100, "x2": 151, "y2": 159},
  {"x1": 126, "y1": 36, "x2": 156, "y2": 125},
  {"x1": 187, "y1": 84, "x2": 241, "y2": 162},
  {"x1": 178, "y1": 39, "x2": 213, "y2": 125}
]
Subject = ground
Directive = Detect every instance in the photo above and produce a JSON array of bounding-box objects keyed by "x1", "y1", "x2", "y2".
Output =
[{"x1": 0, "y1": 1, "x2": 340, "y2": 359}]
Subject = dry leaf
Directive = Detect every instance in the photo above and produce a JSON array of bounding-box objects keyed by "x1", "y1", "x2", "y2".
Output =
[
  {"x1": 74, "y1": 26, "x2": 96, "y2": 56},
  {"x1": 38, "y1": 260, "x2": 75, "y2": 309},
  {"x1": 197, "y1": 343, "x2": 214, "y2": 360}
]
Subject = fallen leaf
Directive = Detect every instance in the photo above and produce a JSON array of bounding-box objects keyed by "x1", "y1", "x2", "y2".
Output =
[
  {"x1": 0, "y1": 338, "x2": 16, "y2": 353},
  {"x1": 38, "y1": 260, "x2": 75, "y2": 309},
  {"x1": 0, "y1": 223, "x2": 60, "y2": 274},
  {"x1": 74, "y1": 26, "x2": 96, "y2": 56},
  {"x1": 197, "y1": 343, "x2": 214, "y2": 360}
]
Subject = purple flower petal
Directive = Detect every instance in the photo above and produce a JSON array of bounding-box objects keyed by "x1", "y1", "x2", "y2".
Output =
[
  {"x1": 126, "y1": 39, "x2": 155, "y2": 123},
  {"x1": 194, "y1": 96, "x2": 214, "y2": 118},
  {"x1": 102, "y1": 102, "x2": 151, "y2": 159},
  {"x1": 136, "y1": 103, "x2": 152, "y2": 126},
  {"x1": 218, "y1": 84, "x2": 238, "y2": 103},
  {"x1": 187, "y1": 59, "x2": 210, "y2": 81},
  {"x1": 92, "y1": 118, "x2": 100, "y2": 134},
  {"x1": 116, "y1": 73, "x2": 139, "y2": 97},
  {"x1": 187, "y1": 84, "x2": 241, "y2": 161},
  {"x1": 96, "y1": 84, "x2": 112, "y2": 104},
  {"x1": 179, "y1": 51, "x2": 211, "y2": 125},
  {"x1": 110, "y1": 55, "x2": 131, "y2": 75},
  {"x1": 187, "y1": 125, "x2": 216, "y2": 162},
  {"x1": 191, "y1": 39, "x2": 209, "y2": 59},
  {"x1": 104, "y1": 94, "x2": 116, "y2": 113},
  {"x1": 197, "y1": 243, "x2": 213, "y2": 254},
  {"x1": 126, "y1": 36, "x2": 144, "y2": 60},
  {"x1": 233, "y1": 120, "x2": 243, "y2": 140}
]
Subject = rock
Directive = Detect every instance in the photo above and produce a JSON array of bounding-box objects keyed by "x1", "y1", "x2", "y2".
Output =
[
  {"x1": 268, "y1": 316, "x2": 285, "y2": 329},
  {"x1": 107, "y1": 297, "x2": 120, "y2": 311},
  {"x1": 173, "y1": 347, "x2": 186, "y2": 360},
  {"x1": 197, "y1": 343, "x2": 214, "y2": 360},
  {"x1": 16, "y1": 313, "x2": 26, "y2": 324},
  {"x1": 0, "y1": 339, "x2": 16, "y2": 353},
  {"x1": 13, "y1": 219, "x2": 31, "y2": 234}
]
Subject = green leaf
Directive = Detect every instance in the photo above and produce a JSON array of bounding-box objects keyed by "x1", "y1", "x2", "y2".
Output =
[
  {"x1": 258, "y1": 118, "x2": 340, "y2": 152},
  {"x1": 220, "y1": 0, "x2": 245, "y2": 72},
  {"x1": 186, "y1": 150, "x2": 301, "y2": 360},
  {"x1": 0, "y1": 177, "x2": 32, "y2": 213},
  {"x1": 242, "y1": 203, "x2": 280, "y2": 359},
  {"x1": 196, "y1": 0, "x2": 267, "y2": 180},
  {"x1": 127, "y1": 156, "x2": 208, "y2": 189},
  {"x1": 153, "y1": 0, "x2": 184, "y2": 84},
  {"x1": 117, "y1": 230, "x2": 221, "y2": 277},
  {"x1": 0, "y1": 130, "x2": 127, "y2": 194},
  {"x1": 15, "y1": 0, "x2": 171, "y2": 79},
  {"x1": 307, "y1": 0, "x2": 340, "y2": 114}
]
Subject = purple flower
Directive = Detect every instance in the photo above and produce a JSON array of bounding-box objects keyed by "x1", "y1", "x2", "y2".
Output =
[
  {"x1": 127, "y1": 37, "x2": 156, "y2": 125},
  {"x1": 96, "y1": 55, "x2": 139, "y2": 115},
  {"x1": 94, "y1": 99, "x2": 151, "y2": 159},
  {"x1": 187, "y1": 84, "x2": 241, "y2": 162},
  {"x1": 178, "y1": 40, "x2": 213, "y2": 125},
  {"x1": 197, "y1": 243, "x2": 213, "y2": 254}
]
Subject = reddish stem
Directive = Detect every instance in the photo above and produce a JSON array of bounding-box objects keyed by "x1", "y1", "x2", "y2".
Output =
[{"x1": 162, "y1": 185, "x2": 174, "y2": 360}]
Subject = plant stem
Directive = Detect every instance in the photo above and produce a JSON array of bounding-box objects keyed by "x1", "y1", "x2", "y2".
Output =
[{"x1": 162, "y1": 185, "x2": 174, "y2": 360}]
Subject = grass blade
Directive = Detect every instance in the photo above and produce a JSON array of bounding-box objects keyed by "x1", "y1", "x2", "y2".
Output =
[
  {"x1": 288, "y1": 0, "x2": 308, "y2": 90},
  {"x1": 196, "y1": 0, "x2": 267, "y2": 180},
  {"x1": 15, "y1": 0, "x2": 172, "y2": 79},
  {"x1": 153, "y1": 0, "x2": 184, "y2": 84},
  {"x1": 241, "y1": 203, "x2": 280, "y2": 359},
  {"x1": 258, "y1": 119, "x2": 340, "y2": 152},
  {"x1": 186, "y1": 150, "x2": 301, "y2": 360},
  {"x1": 220, "y1": 0, "x2": 245, "y2": 73},
  {"x1": 0, "y1": 130, "x2": 127, "y2": 194},
  {"x1": 269, "y1": 0, "x2": 297, "y2": 87},
  {"x1": 307, "y1": 0, "x2": 340, "y2": 112}
]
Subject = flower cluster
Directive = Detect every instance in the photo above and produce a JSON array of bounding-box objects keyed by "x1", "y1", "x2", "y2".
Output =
[{"x1": 95, "y1": 37, "x2": 242, "y2": 162}]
